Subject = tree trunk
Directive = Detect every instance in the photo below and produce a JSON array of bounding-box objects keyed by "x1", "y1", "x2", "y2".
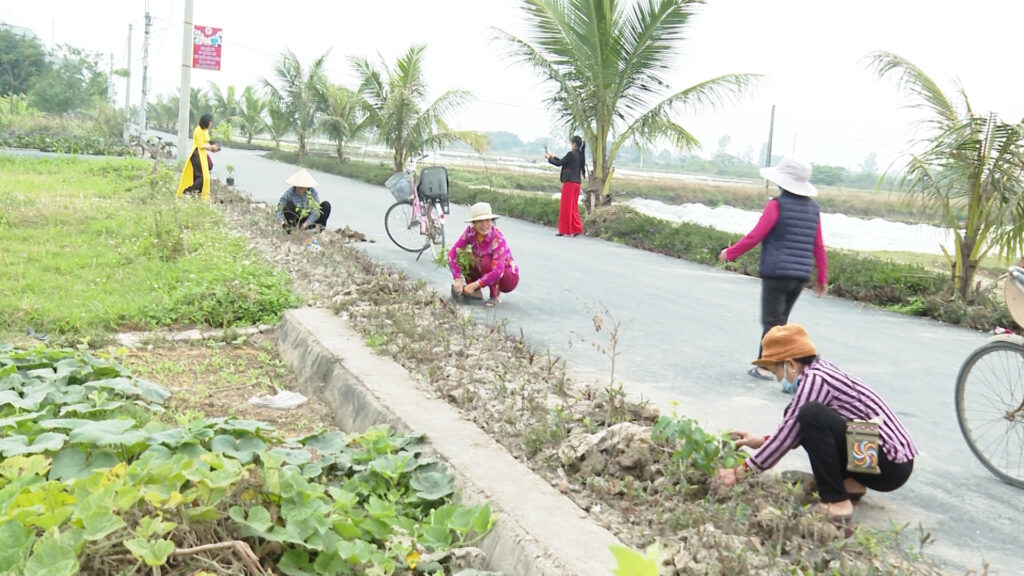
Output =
[
  {"x1": 336, "y1": 141, "x2": 345, "y2": 163},
  {"x1": 298, "y1": 133, "x2": 307, "y2": 157}
]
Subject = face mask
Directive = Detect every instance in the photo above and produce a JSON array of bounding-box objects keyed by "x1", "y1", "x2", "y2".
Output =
[{"x1": 782, "y1": 362, "x2": 801, "y2": 394}]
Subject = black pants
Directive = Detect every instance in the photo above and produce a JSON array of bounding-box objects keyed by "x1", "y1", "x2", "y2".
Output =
[
  {"x1": 184, "y1": 149, "x2": 204, "y2": 195},
  {"x1": 759, "y1": 276, "x2": 806, "y2": 356},
  {"x1": 283, "y1": 201, "x2": 331, "y2": 229},
  {"x1": 798, "y1": 402, "x2": 914, "y2": 502}
]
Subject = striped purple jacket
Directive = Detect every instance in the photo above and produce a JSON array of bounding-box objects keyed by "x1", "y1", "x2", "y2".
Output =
[{"x1": 748, "y1": 358, "x2": 918, "y2": 472}]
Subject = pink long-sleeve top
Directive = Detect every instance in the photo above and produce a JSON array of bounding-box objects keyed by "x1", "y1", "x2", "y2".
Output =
[
  {"x1": 747, "y1": 358, "x2": 918, "y2": 472},
  {"x1": 448, "y1": 225, "x2": 519, "y2": 287},
  {"x1": 725, "y1": 199, "x2": 828, "y2": 285}
]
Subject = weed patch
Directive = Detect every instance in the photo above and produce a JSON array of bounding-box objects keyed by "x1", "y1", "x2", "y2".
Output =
[{"x1": 0, "y1": 155, "x2": 299, "y2": 339}]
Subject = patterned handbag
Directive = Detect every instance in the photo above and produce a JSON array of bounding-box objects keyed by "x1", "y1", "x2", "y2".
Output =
[{"x1": 846, "y1": 418, "x2": 882, "y2": 475}]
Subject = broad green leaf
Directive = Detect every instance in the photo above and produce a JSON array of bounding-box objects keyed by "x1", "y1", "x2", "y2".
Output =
[
  {"x1": 10, "y1": 381, "x2": 53, "y2": 411},
  {"x1": 38, "y1": 418, "x2": 92, "y2": 431},
  {"x1": 228, "y1": 505, "x2": 275, "y2": 537},
  {"x1": 419, "y1": 523, "x2": 452, "y2": 549},
  {"x1": 0, "y1": 390, "x2": 21, "y2": 405},
  {"x1": 83, "y1": 377, "x2": 140, "y2": 397},
  {"x1": 0, "y1": 454, "x2": 51, "y2": 480},
  {"x1": 301, "y1": 430, "x2": 347, "y2": 453},
  {"x1": 146, "y1": 427, "x2": 191, "y2": 448},
  {"x1": 76, "y1": 484, "x2": 127, "y2": 540},
  {"x1": 277, "y1": 549, "x2": 315, "y2": 576},
  {"x1": 609, "y1": 542, "x2": 662, "y2": 576},
  {"x1": 471, "y1": 503, "x2": 496, "y2": 536},
  {"x1": 0, "y1": 432, "x2": 66, "y2": 457},
  {"x1": 449, "y1": 506, "x2": 478, "y2": 535},
  {"x1": 335, "y1": 538, "x2": 375, "y2": 564},
  {"x1": 209, "y1": 434, "x2": 266, "y2": 464},
  {"x1": 25, "y1": 528, "x2": 78, "y2": 576},
  {"x1": 0, "y1": 411, "x2": 44, "y2": 429},
  {"x1": 217, "y1": 418, "x2": 275, "y2": 436},
  {"x1": 124, "y1": 537, "x2": 175, "y2": 566},
  {"x1": 270, "y1": 447, "x2": 312, "y2": 466},
  {"x1": 16, "y1": 481, "x2": 77, "y2": 529},
  {"x1": 182, "y1": 505, "x2": 221, "y2": 523},
  {"x1": 68, "y1": 419, "x2": 146, "y2": 446},
  {"x1": 409, "y1": 471, "x2": 454, "y2": 501},
  {"x1": 135, "y1": 379, "x2": 171, "y2": 403},
  {"x1": 0, "y1": 522, "x2": 33, "y2": 570},
  {"x1": 368, "y1": 453, "x2": 409, "y2": 481},
  {"x1": 137, "y1": 515, "x2": 177, "y2": 538},
  {"x1": 59, "y1": 400, "x2": 126, "y2": 416}
]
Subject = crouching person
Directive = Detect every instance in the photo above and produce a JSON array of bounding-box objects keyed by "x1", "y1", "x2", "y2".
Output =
[
  {"x1": 449, "y1": 202, "x2": 520, "y2": 307},
  {"x1": 276, "y1": 169, "x2": 331, "y2": 231},
  {"x1": 714, "y1": 324, "x2": 917, "y2": 521}
]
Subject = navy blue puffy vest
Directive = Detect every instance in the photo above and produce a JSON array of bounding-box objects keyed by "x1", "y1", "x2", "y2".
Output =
[{"x1": 759, "y1": 192, "x2": 819, "y2": 280}]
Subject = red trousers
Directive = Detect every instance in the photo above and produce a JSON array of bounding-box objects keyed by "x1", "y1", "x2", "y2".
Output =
[
  {"x1": 558, "y1": 181, "x2": 584, "y2": 235},
  {"x1": 468, "y1": 254, "x2": 520, "y2": 299}
]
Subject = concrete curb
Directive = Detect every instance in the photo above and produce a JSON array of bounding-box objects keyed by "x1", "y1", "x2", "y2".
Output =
[{"x1": 278, "y1": 308, "x2": 621, "y2": 576}]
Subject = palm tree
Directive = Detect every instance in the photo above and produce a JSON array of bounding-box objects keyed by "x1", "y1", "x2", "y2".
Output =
[
  {"x1": 262, "y1": 49, "x2": 329, "y2": 156},
  {"x1": 317, "y1": 83, "x2": 367, "y2": 163},
  {"x1": 496, "y1": 0, "x2": 756, "y2": 209},
  {"x1": 265, "y1": 100, "x2": 290, "y2": 150},
  {"x1": 869, "y1": 51, "x2": 1024, "y2": 299},
  {"x1": 147, "y1": 93, "x2": 177, "y2": 133},
  {"x1": 352, "y1": 44, "x2": 485, "y2": 172},
  {"x1": 208, "y1": 82, "x2": 242, "y2": 139},
  {"x1": 189, "y1": 87, "x2": 212, "y2": 128},
  {"x1": 236, "y1": 86, "x2": 268, "y2": 145}
]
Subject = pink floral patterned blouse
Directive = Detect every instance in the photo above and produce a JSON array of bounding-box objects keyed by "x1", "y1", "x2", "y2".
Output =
[{"x1": 448, "y1": 225, "x2": 519, "y2": 287}]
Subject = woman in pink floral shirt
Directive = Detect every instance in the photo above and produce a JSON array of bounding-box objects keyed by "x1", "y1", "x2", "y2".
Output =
[{"x1": 449, "y1": 202, "x2": 520, "y2": 307}]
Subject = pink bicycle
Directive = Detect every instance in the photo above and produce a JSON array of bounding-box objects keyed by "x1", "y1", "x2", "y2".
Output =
[{"x1": 384, "y1": 155, "x2": 449, "y2": 260}]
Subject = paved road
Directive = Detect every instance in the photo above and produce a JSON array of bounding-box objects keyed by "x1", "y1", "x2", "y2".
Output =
[{"x1": 214, "y1": 148, "x2": 1020, "y2": 574}]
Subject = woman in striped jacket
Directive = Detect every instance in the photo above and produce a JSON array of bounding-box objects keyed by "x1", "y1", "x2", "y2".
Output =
[{"x1": 715, "y1": 324, "x2": 917, "y2": 520}]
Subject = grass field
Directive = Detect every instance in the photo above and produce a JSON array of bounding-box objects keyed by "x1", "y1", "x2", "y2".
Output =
[{"x1": 0, "y1": 155, "x2": 298, "y2": 340}]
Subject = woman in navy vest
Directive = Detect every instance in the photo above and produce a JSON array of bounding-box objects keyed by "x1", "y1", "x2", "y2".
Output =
[{"x1": 718, "y1": 157, "x2": 828, "y2": 385}]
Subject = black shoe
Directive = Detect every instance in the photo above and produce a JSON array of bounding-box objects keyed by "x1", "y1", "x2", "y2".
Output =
[{"x1": 556, "y1": 233, "x2": 565, "y2": 237}]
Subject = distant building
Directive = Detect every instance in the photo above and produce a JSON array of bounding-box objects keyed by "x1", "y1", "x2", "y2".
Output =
[{"x1": 0, "y1": 22, "x2": 40, "y2": 42}]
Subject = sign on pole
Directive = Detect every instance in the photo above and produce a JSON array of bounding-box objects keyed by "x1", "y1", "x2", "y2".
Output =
[{"x1": 192, "y1": 25, "x2": 222, "y2": 71}]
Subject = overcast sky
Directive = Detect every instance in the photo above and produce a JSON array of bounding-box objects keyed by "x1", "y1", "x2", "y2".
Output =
[{"x1": 3, "y1": 0, "x2": 1022, "y2": 170}]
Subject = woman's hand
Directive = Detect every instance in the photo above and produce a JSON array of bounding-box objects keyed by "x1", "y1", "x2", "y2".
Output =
[
  {"x1": 453, "y1": 278, "x2": 464, "y2": 292},
  {"x1": 462, "y1": 281, "x2": 480, "y2": 294},
  {"x1": 715, "y1": 466, "x2": 744, "y2": 487},
  {"x1": 815, "y1": 283, "x2": 828, "y2": 297},
  {"x1": 718, "y1": 248, "x2": 729, "y2": 263},
  {"x1": 728, "y1": 430, "x2": 765, "y2": 450},
  {"x1": 544, "y1": 153, "x2": 554, "y2": 160}
]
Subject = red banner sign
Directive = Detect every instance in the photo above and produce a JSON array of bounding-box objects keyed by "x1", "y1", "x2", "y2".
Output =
[{"x1": 192, "y1": 25, "x2": 222, "y2": 71}]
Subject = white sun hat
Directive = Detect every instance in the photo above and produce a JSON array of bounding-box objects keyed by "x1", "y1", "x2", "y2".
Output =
[
  {"x1": 760, "y1": 157, "x2": 818, "y2": 197},
  {"x1": 286, "y1": 168, "x2": 318, "y2": 188},
  {"x1": 466, "y1": 202, "x2": 499, "y2": 222}
]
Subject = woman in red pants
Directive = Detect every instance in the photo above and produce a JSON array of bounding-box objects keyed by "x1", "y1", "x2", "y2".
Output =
[
  {"x1": 449, "y1": 202, "x2": 520, "y2": 308},
  {"x1": 545, "y1": 135, "x2": 586, "y2": 236}
]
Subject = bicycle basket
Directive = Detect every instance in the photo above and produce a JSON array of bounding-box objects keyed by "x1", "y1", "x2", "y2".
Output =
[
  {"x1": 1004, "y1": 266, "x2": 1024, "y2": 329},
  {"x1": 385, "y1": 171, "x2": 414, "y2": 202}
]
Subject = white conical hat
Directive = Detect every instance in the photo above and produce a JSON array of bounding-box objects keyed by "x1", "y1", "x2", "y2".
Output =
[
  {"x1": 286, "y1": 169, "x2": 318, "y2": 188},
  {"x1": 760, "y1": 157, "x2": 818, "y2": 197}
]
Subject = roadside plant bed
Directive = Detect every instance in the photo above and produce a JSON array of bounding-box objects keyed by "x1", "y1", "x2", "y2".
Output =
[
  {"x1": 0, "y1": 344, "x2": 496, "y2": 575},
  {"x1": 0, "y1": 130, "x2": 130, "y2": 156},
  {"x1": 218, "y1": 186, "x2": 945, "y2": 575}
]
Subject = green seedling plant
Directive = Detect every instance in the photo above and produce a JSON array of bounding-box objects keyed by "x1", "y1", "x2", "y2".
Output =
[
  {"x1": 0, "y1": 344, "x2": 496, "y2": 575},
  {"x1": 651, "y1": 409, "x2": 746, "y2": 480}
]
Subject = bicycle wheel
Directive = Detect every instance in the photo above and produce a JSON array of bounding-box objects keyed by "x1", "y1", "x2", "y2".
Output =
[
  {"x1": 955, "y1": 339, "x2": 1024, "y2": 488},
  {"x1": 385, "y1": 200, "x2": 429, "y2": 252},
  {"x1": 427, "y1": 201, "x2": 445, "y2": 248}
]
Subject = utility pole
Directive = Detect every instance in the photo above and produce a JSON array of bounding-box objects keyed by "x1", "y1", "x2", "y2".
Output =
[
  {"x1": 108, "y1": 53, "x2": 115, "y2": 104},
  {"x1": 138, "y1": 4, "x2": 152, "y2": 128},
  {"x1": 125, "y1": 24, "x2": 132, "y2": 113},
  {"x1": 176, "y1": 0, "x2": 194, "y2": 156},
  {"x1": 764, "y1": 104, "x2": 775, "y2": 193}
]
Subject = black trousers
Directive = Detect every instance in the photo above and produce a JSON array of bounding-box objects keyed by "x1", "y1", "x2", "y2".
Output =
[
  {"x1": 283, "y1": 201, "x2": 331, "y2": 229},
  {"x1": 759, "y1": 276, "x2": 806, "y2": 356},
  {"x1": 184, "y1": 149, "x2": 204, "y2": 195},
  {"x1": 798, "y1": 402, "x2": 914, "y2": 502}
]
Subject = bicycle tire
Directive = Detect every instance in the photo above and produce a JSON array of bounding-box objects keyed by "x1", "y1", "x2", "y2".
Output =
[
  {"x1": 385, "y1": 200, "x2": 429, "y2": 252},
  {"x1": 427, "y1": 201, "x2": 446, "y2": 248},
  {"x1": 955, "y1": 339, "x2": 1024, "y2": 488}
]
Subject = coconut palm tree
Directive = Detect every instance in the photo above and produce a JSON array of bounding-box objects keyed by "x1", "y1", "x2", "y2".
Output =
[
  {"x1": 265, "y1": 100, "x2": 290, "y2": 150},
  {"x1": 236, "y1": 86, "x2": 268, "y2": 145},
  {"x1": 207, "y1": 82, "x2": 242, "y2": 139},
  {"x1": 352, "y1": 44, "x2": 485, "y2": 172},
  {"x1": 496, "y1": 0, "x2": 757, "y2": 209},
  {"x1": 189, "y1": 87, "x2": 212, "y2": 128},
  {"x1": 262, "y1": 49, "x2": 329, "y2": 156},
  {"x1": 317, "y1": 83, "x2": 367, "y2": 163},
  {"x1": 869, "y1": 51, "x2": 1024, "y2": 299}
]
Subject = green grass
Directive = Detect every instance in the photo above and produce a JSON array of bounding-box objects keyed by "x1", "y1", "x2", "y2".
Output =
[{"x1": 0, "y1": 155, "x2": 299, "y2": 338}]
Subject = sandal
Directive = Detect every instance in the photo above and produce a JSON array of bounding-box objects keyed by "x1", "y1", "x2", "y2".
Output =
[{"x1": 747, "y1": 367, "x2": 774, "y2": 381}]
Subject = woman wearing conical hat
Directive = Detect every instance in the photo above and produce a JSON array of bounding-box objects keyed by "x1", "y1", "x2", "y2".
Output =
[{"x1": 275, "y1": 169, "x2": 331, "y2": 231}]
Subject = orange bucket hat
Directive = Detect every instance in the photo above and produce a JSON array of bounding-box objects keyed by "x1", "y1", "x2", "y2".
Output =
[{"x1": 752, "y1": 323, "x2": 818, "y2": 367}]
